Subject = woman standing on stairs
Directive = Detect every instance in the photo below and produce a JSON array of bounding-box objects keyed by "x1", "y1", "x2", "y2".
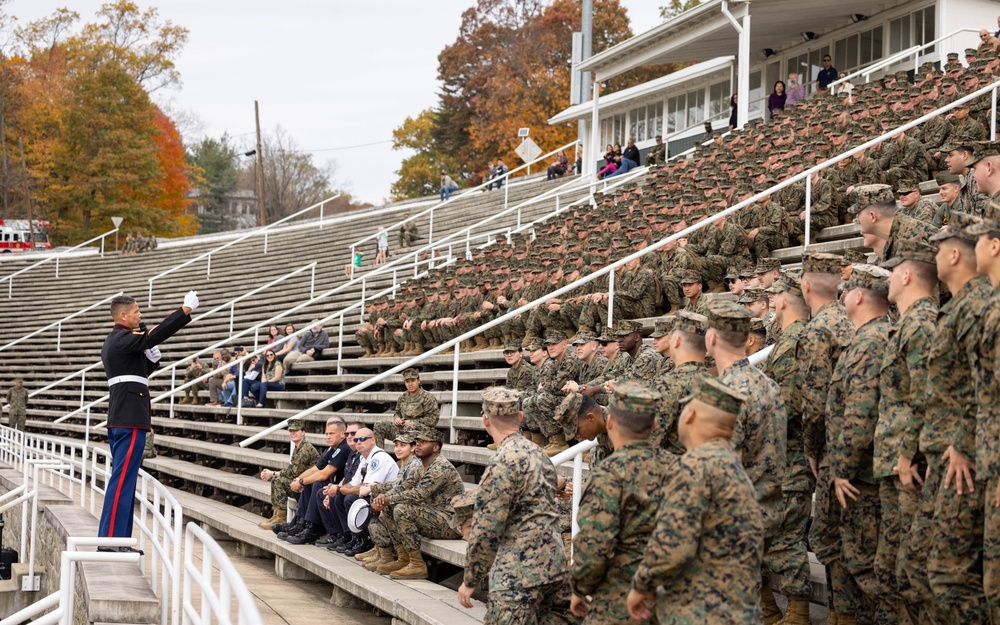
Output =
[{"x1": 98, "y1": 291, "x2": 199, "y2": 551}]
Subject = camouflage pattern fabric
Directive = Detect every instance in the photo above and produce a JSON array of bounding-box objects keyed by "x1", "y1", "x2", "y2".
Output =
[
  {"x1": 631, "y1": 438, "x2": 764, "y2": 625},
  {"x1": 270, "y1": 440, "x2": 319, "y2": 510},
  {"x1": 505, "y1": 358, "x2": 536, "y2": 394},
  {"x1": 5, "y1": 385, "x2": 27, "y2": 431},
  {"x1": 380, "y1": 454, "x2": 464, "y2": 550},
  {"x1": 651, "y1": 361, "x2": 706, "y2": 455},
  {"x1": 374, "y1": 388, "x2": 440, "y2": 447},
  {"x1": 572, "y1": 439, "x2": 678, "y2": 624}
]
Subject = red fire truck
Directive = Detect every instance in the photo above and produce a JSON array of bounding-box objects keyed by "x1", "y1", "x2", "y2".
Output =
[{"x1": 0, "y1": 219, "x2": 51, "y2": 253}]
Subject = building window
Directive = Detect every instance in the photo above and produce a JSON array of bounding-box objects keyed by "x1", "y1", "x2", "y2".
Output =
[
  {"x1": 667, "y1": 94, "x2": 685, "y2": 133},
  {"x1": 748, "y1": 71, "x2": 763, "y2": 117},
  {"x1": 649, "y1": 102, "x2": 663, "y2": 138},
  {"x1": 686, "y1": 90, "x2": 705, "y2": 129},
  {"x1": 834, "y1": 26, "x2": 884, "y2": 73},
  {"x1": 709, "y1": 81, "x2": 729, "y2": 120}
]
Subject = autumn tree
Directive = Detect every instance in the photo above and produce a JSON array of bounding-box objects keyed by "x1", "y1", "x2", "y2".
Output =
[
  {"x1": 390, "y1": 109, "x2": 464, "y2": 200},
  {"x1": 660, "y1": 0, "x2": 702, "y2": 21}
]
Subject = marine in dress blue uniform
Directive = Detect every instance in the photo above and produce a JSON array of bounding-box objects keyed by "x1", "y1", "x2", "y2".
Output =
[{"x1": 99, "y1": 292, "x2": 197, "y2": 543}]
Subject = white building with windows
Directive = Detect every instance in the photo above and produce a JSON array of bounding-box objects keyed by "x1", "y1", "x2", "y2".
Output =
[{"x1": 550, "y1": 0, "x2": 998, "y2": 168}]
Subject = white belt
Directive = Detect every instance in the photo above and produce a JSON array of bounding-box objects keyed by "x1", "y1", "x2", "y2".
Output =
[{"x1": 108, "y1": 375, "x2": 149, "y2": 387}]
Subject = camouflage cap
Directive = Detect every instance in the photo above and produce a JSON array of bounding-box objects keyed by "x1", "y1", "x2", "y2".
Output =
[
  {"x1": 554, "y1": 393, "x2": 585, "y2": 439},
  {"x1": 935, "y1": 172, "x2": 961, "y2": 186},
  {"x1": 966, "y1": 48, "x2": 978, "y2": 56},
  {"x1": 847, "y1": 183, "x2": 895, "y2": 214},
  {"x1": 765, "y1": 275, "x2": 803, "y2": 299},
  {"x1": 680, "y1": 269, "x2": 703, "y2": 284},
  {"x1": 525, "y1": 337, "x2": 546, "y2": 352},
  {"x1": 481, "y1": 387, "x2": 521, "y2": 416},
  {"x1": 737, "y1": 288, "x2": 768, "y2": 304},
  {"x1": 609, "y1": 381, "x2": 660, "y2": 417},
  {"x1": 705, "y1": 300, "x2": 751, "y2": 333},
  {"x1": 675, "y1": 310, "x2": 708, "y2": 335},
  {"x1": 615, "y1": 319, "x2": 642, "y2": 336},
  {"x1": 650, "y1": 317, "x2": 676, "y2": 338},
  {"x1": 881, "y1": 239, "x2": 939, "y2": 268},
  {"x1": 287, "y1": 418, "x2": 305, "y2": 431},
  {"x1": 967, "y1": 141, "x2": 1000, "y2": 166},
  {"x1": 571, "y1": 331, "x2": 599, "y2": 345},
  {"x1": 544, "y1": 328, "x2": 568, "y2": 344},
  {"x1": 502, "y1": 338, "x2": 524, "y2": 352},
  {"x1": 749, "y1": 318, "x2": 766, "y2": 334},
  {"x1": 680, "y1": 374, "x2": 746, "y2": 416},
  {"x1": 929, "y1": 211, "x2": 980, "y2": 242},
  {"x1": 409, "y1": 423, "x2": 444, "y2": 443},
  {"x1": 841, "y1": 263, "x2": 891, "y2": 292},
  {"x1": 963, "y1": 216, "x2": 1000, "y2": 237},
  {"x1": 895, "y1": 179, "x2": 920, "y2": 194},
  {"x1": 450, "y1": 491, "x2": 476, "y2": 532},
  {"x1": 394, "y1": 430, "x2": 415, "y2": 444},
  {"x1": 402, "y1": 367, "x2": 420, "y2": 380},
  {"x1": 755, "y1": 257, "x2": 781, "y2": 273},
  {"x1": 738, "y1": 265, "x2": 758, "y2": 279},
  {"x1": 597, "y1": 326, "x2": 616, "y2": 343},
  {"x1": 841, "y1": 249, "x2": 869, "y2": 265},
  {"x1": 802, "y1": 251, "x2": 844, "y2": 275}
]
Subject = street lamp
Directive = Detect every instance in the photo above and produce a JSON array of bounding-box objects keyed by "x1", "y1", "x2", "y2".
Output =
[{"x1": 111, "y1": 216, "x2": 123, "y2": 252}]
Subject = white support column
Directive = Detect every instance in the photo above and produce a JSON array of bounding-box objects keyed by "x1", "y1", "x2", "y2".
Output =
[
  {"x1": 737, "y1": 13, "x2": 751, "y2": 129},
  {"x1": 589, "y1": 79, "x2": 601, "y2": 177}
]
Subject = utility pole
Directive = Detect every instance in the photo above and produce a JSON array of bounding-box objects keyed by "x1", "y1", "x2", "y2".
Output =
[
  {"x1": 254, "y1": 100, "x2": 266, "y2": 227},
  {"x1": 18, "y1": 137, "x2": 35, "y2": 249},
  {"x1": 577, "y1": 0, "x2": 594, "y2": 151}
]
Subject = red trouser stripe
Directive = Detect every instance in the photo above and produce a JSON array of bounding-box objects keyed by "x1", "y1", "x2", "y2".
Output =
[{"x1": 107, "y1": 429, "x2": 138, "y2": 537}]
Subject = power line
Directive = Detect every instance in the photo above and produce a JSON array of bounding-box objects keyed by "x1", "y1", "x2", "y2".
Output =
[{"x1": 302, "y1": 139, "x2": 393, "y2": 152}]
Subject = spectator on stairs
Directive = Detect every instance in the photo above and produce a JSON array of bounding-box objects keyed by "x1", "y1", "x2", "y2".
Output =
[
  {"x1": 222, "y1": 353, "x2": 260, "y2": 407},
  {"x1": 375, "y1": 226, "x2": 389, "y2": 265},
  {"x1": 547, "y1": 151, "x2": 570, "y2": 180},
  {"x1": 206, "y1": 349, "x2": 231, "y2": 406},
  {"x1": 5, "y1": 378, "x2": 27, "y2": 431},
  {"x1": 273, "y1": 324, "x2": 298, "y2": 362},
  {"x1": 283, "y1": 320, "x2": 330, "y2": 372},
  {"x1": 768, "y1": 80, "x2": 787, "y2": 120},
  {"x1": 605, "y1": 138, "x2": 640, "y2": 179},
  {"x1": 249, "y1": 350, "x2": 284, "y2": 408},
  {"x1": 488, "y1": 158, "x2": 508, "y2": 191},
  {"x1": 439, "y1": 172, "x2": 459, "y2": 201},
  {"x1": 179, "y1": 357, "x2": 207, "y2": 405},
  {"x1": 645, "y1": 136, "x2": 666, "y2": 167},
  {"x1": 785, "y1": 73, "x2": 805, "y2": 108},
  {"x1": 398, "y1": 214, "x2": 419, "y2": 250}
]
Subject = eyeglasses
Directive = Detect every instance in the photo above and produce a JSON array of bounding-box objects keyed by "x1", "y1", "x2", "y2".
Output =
[
  {"x1": 346, "y1": 431, "x2": 358, "y2": 437},
  {"x1": 353, "y1": 436, "x2": 371, "y2": 443},
  {"x1": 266, "y1": 354, "x2": 275, "y2": 358}
]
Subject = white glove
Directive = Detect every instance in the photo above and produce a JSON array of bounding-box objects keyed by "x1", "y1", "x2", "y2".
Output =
[
  {"x1": 144, "y1": 346, "x2": 162, "y2": 363},
  {"x1": 184, "y1": 290, "x2": 199, "y2": 311}
]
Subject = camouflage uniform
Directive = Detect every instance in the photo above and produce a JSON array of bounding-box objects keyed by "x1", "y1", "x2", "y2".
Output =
[
  {"x1": 182, "y1": 361, "x2": 208, "y2": 403},
  {"x1": 5, "y1": 384, "x2": 27, "y2": 431},
  {"x1": 651, "y1": 361, "x2": 705, "y2": 455},
  {"x1": 379, "y1": 452, "x2": 465, "y2": 551},
  {"x1": 374, "y1": 385, "x2": 440, "y2": 448},
  {"x1": 270, "y1": 439, "x2": 319, "y2": 511},
  {"x1": 573, "y1": 439, "x2": 678, "y2": 624},
  {"x1": 880, "y1": 213, "x2": 938, "y2": 262},
  {"x1": 827, "y1": 312, "x2": 891, "y2": 622},
  {"x1": 368, "y1": 456, "x2": 423, "y2": 548},
  {"x1": 522, "y1": 340, "x2": 583, "y2": 438},
  {"x1": 632, "y1": 438, "x2": 764, "y2": 625},
  {"x1": 761, "y1": 316, "x2": 814, "y2": 600},
  {"x1": 874, "y1": 289, "x2": 936, "y2": 619},
  {"x1": 505, "y1": 356, "x2": 536, "y2": 395},
  {"x1": 618, "y1": 344, "x2": 661, "y2": 384},
  {"x1": 466, "y1": 390, "x2": 569, "y2": 625}
]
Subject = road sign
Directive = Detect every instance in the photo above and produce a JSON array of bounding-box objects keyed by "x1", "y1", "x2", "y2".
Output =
[
  {"x1": 518, "y1": 128, "x2": 530, "y2": 137},
  {"x1": 515, "y1": 137, "x2": 542, "y2": 163}
]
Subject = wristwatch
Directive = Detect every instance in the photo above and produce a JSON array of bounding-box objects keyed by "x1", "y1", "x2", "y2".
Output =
[{"x1": 297, "y1": 478, "x2": 305, "y2": 486}]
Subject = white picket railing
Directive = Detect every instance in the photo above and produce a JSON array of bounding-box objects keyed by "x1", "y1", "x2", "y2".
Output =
[
  {"x1": 0, "y1": 291, "x2": 123, "y2": 353},
  {"x1": 0, "y1": 227, "x2": 119, "y2": 298},
  {"x1": 182, "y1": 523, "x2": 264, "y2": 625}
]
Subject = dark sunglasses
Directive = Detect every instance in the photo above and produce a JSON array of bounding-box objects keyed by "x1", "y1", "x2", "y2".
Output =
[
  {"x1": 266, "y1": 353, "x2": 275, "y2": 358},
  {"x1": 353, "y1": 436, "x2": 371, "y2": 443}
]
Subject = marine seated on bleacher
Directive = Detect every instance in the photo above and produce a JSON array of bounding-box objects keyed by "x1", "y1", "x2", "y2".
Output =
[
  {"x1": 357, "y1": 423, "x2": 465, "y2": 580},
  {"x1": 257, "y1": 418, "x2": 319, "y2": 530}
]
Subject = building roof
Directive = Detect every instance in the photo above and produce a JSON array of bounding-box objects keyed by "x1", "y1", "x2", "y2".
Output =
[
  {"x1": 578, "y1": 0, "x2": 912, "y2": 80},
  {"x1": 548, "y1": 56, "x2": 734, "y2": 125}
]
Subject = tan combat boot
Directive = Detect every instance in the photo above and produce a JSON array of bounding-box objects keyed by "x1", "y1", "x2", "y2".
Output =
[
  {"x1": 488, "y1": 337, "x2": 503, "y2": 350},
  {"x1": 355, "y1": 545, "x2": 381, "y2": 562},
  {"x1": 835, "y1": 615, "x2": 855, "y2": 625},
  {"x1": 389, "y1": 549, "x2": 428, "y2": 580},
  {"x1": 363, "y1": 547, "x2": 396, "y2": 571},
  {"x1": 258, "y1": 509, "x2": 286, "y2": 531},
  {"x1": 774, "y1": 597, "x2": 811, "y2": 625},
  {"x1": 543, "y1": 433, "x2": 569, "y2": 456},
  {"x1": 475, "y1": 336, "x2": 490, "y2": 351},
  {"x1": 375, "y1": 545, "x2": 409, "y2": 575},
  {"x1": 761, "y1": 585, "x2": 783, "y2": 624}
]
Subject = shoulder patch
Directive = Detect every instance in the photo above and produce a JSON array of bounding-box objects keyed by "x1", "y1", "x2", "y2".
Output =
[
  {"x1": 369, "y1": 458, "x2": 380, "y2": 471},
  {"x1": 330, "y1": 448, "x2": 341, "y2": 459}
]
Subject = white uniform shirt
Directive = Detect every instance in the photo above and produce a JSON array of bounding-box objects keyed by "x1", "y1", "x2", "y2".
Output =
[{"x1": 350, "y1": 446, "x2": 399, "y2": 486}]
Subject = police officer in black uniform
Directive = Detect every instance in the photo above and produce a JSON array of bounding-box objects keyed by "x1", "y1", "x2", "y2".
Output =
[{"x1": 98, "y1": 291, "x2": 198, "y2": 549}]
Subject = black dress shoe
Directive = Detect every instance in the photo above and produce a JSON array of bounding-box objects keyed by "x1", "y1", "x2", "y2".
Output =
[
  {"x1": 286, "y1": 528, "x2": 322, "y2": 545},
  {"x1": 345, "y1": 537, "x2": 372, "y2": 557},
  {"x1": 336, "y1": 535, "x2": 361, "y2": 553},
  {"x1": 315, "y1": 534, "x2": 336, "y2": 546},
  {"x1": 272, "y1": 518, "x2": 304, "y2": 535}
]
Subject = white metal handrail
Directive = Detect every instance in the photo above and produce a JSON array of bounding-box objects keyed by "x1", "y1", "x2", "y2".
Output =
[
  {"x1": 0, "y1": 227, "x2": 118, "y2": 298},
  {"x1": 182, "y1": 522, "x2": 264, "y2": 625},
  {"x1": 147, "y1": 194, "x2": 340, "y2": 305},
  {"x1": 0, "y1": 291, "x2": 123, "y2": 353},
  {"x1": 349, "y1": 139, "x2": 578, "y2": 255},
  {"x1": 828, "y1": 27, "x2": 980, "y2": 91},
  {"x1": 240, "y1": 77, "x2": 1000, "y2": 448}
]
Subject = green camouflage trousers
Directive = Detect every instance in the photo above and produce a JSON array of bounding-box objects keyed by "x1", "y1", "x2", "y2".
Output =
[
  {"x1": 839, "y1": 481, "x2": 896, "y2": 624},
  {"x1": 7, "y1": 409, "x2": 25, "y2": 431},
  {"x1": 380, "y1": 503, "x2": 458, "y2": 551},
  {"x1": 875, "y1": 477, "x2": 914, "y2": 622},
  {"x1": 483, "y1": 576, "x2": 573, "y2": 625},
  {"x1": 764, "y1": 490, "x2": 813, "y2": 598},
  {"x1": 270, "y1": 474, "x2": 297, "y2": 510}
]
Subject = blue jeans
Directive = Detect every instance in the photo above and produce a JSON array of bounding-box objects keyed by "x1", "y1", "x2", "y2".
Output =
[
  {"x1": 440, "y1": 185, "x2": 458, "y2": 201},
  {"x1": 250, "y1": 381, "x2": 284, "y2": 404},
  {"x1": 605, "y1": 157, "x2": 637, "y2": 178}
]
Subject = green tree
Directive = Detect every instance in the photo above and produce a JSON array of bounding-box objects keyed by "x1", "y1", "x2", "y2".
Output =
[
  {"x1": 659, "y1": 0, "x2": 702, "y2": 21},
  {"x1": 391, "y1": 109, "x2": 463, "y2": 200},
  {"x1": 186, "y1": 134, "x2": 240, "y2": 233}
]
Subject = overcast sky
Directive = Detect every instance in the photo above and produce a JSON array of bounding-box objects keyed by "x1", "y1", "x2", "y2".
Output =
[{"x1": 15, "y1": 0, "x2": 667, "y2": 205}]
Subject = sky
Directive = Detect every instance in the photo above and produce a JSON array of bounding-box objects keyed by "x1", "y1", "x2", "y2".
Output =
[{"x1": 14, "y1": 0, "x2": 668, "y2": 206}]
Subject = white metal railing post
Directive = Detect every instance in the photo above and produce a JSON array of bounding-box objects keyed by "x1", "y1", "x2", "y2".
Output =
[
  {"x1": 607, "y1": 270, "x2": 615, "y2": 328},
  {"x1": 359, "y1": 279, "x2": 366, "y2": 323},
  {"x1": 504, "y1": 179, "x2": 510, "y2": 214},
  {"x1": 993, "y1": 85, "x2": 997, "y2": 141},
  {"x1": 79, "y1": 371, "x2": 86, "y2": 412},
  {"x1": 230, "y1": 302, "x2": 236, "y2": 337},
  {"x1": 236, "y1": 372, "x2": 243, "y2": 425},
  {"x1": 310, "y1": 263, "x2": 316, "y2": 299},
  {"x1": 451, "y1": 344, "x2": 460, "y2": 445},
  {"x1": 804, "y1": 174, "x2": 812, "y2": 248},
  {"x1": 571, "y1": 453, "x2": 583, "y2": 538},
  {"x1": 428, "y1": 210, "x2": 435, "y2": 245},
  {"x1": 170, "y1": 368, "x2": 177, "y2": 419},
  {"x1": 56, "y1": 323, "x2": 61, "y2": 351},
  {"x1": 206, "y1": 253, "x2": 212, "y2": 277},
  {"x1": 264, "y1": 230, "x2": 269, "y2": 254},
  {"x1": 337, "y1": 316, "x2": 344, "y2": 375},
  {"x1": 55, "y1": 257, "x2": 60, "y2": 278}
]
